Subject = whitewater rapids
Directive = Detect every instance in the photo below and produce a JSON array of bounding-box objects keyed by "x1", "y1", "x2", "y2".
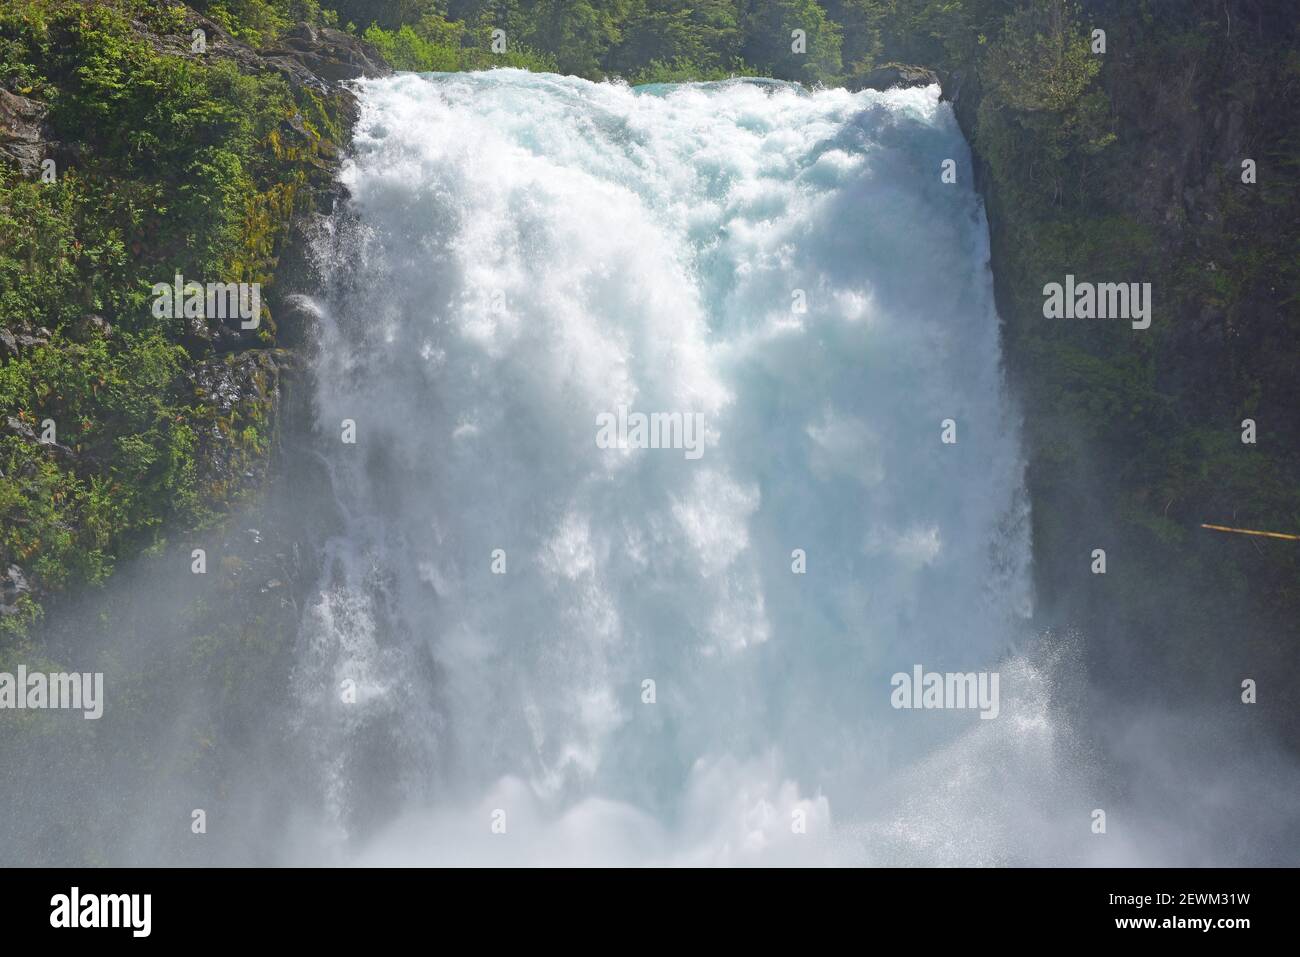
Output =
[{"x1": 290, "y1": 69, "x2": 1093, "y2": 866}]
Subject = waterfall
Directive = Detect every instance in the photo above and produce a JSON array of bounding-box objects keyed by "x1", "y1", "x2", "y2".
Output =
[{"x1": 292, "y1": 69, "x2": 1069, "y2": 865}]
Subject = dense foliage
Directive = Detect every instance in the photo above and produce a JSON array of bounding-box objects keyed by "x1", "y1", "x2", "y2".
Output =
[{"x1": 0, "y1": 0, "x2": 345, "y2": 634}]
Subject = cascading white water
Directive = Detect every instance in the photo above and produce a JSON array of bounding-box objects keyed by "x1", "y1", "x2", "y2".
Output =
[{"x1": 291, "y1": 69, "x2": 1090, "y2": 865}]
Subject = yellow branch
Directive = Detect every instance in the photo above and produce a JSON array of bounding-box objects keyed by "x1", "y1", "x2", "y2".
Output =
[{"x1": 1200, "y1": 523, "x2": 1300, "y2": 541}]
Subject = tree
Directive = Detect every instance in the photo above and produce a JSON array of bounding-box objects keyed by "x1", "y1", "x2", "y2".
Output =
[
  {"x1": 741, "y1": 0, "x2": 843, "y2": 84},
  {"x1": 821, "y1": 0, "x2": 884, "y2": 72},
  {"x1": 524, "y1": 0, "x2": 627, "y2": 78}
]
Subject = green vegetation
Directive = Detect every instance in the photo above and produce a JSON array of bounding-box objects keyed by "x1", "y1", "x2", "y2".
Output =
[
  {"x1": 350, "y1": 1, "x2": 862, "y2": 85},
  {"x1": 0, "y1": 0, "x2": 350, "y2": 634},
  {"x1": 362, "y1": 15, "x2": 555, "y2": 73},
  {"x1": 190, "y1": 0, "x2": 336, "y2": 47},
  {"x1": 0, "y1": 329, "x2": 195, "y2": 586}
]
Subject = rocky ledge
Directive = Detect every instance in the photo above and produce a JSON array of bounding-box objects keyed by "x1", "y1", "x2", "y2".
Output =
[{"x1": 850, "y1": 63, "x2": 940, "y2": 92}]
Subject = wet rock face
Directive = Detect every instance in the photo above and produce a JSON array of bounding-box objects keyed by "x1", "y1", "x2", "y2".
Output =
[
  {"x1": 190, "y1": 349, "x2": 288, "y2": 504},
  {"x1": 274, "y1": 293, "x2": 325, "y2": 350},
  {"x1": 192, "y1": 350, "x2": 279, "y2": 418},
  {"x1": 0, "y1": 88, "x2": 48, "y2": 175}
]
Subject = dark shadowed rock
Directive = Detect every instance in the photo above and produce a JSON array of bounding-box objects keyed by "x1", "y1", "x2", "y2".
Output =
[
  {"x1": 264, "y1": 24, "x2": 391, "y2": 85},
  {"x1": 181, "y1": 314, "x2": 214, "y2": 358},
  {"x1": 2, "y1": 323, "x2": 50, "y2": 356},
  {"x1": 275, "y1": 293, "x2": 324, "y2": 349},
  {"x1": 68, "y1": 314, "x2": 114, "y2": 342},
  {"x1": 3, "y1": 414, "x2": 75, "y2": 460},
  {"x1": 213, "y1": 317, "x2": 266, "y2": 353},
  {"x1": 0, "y1": 563, "x2": 31, "y2": 616},
  {"x1": 0, "y1": 89, "x2": 48, "y2": 174},
  {"x1": 851, "y1": 64, "x2": 940, "y2": 93},
  {"x1": 178, "y1": 307, "x2": 265, "y2": 358}
]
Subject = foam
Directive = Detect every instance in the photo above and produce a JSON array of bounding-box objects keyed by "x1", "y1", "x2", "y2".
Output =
[{"x1": 299, "y1": 71, "x2": 1037, "y2": 864}]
